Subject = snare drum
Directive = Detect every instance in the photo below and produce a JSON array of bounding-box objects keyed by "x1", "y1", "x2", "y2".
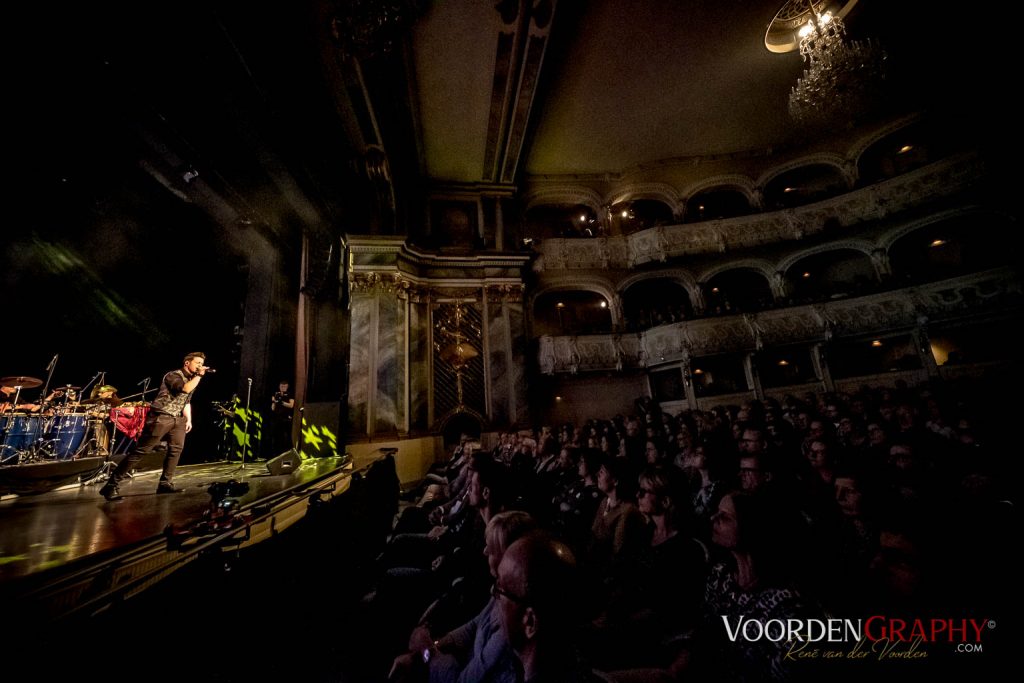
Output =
[
  {"x1": 41, "y1": 413, "x2": 90, "y2": 460},
  {"x1": 1, "y1": 413, "x2": 43, "y2": 463}
]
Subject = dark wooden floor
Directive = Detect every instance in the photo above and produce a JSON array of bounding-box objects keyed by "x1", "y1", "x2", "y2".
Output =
[
  {"x1": 0, "y1": 451, "x2": 398, "y2": 683},
  {"x1": 0, "y1": 454, "x2": 363, "y2": 583}
]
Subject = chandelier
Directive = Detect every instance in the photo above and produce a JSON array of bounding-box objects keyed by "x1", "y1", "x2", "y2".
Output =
[
  {"x1": 331, "y1": 0, "x2": 423, "y2": 61},
  {"x1": 434, "y1": 301, "x2": 480, "y2": 408},
  {"x1": 788, "y1": 3, "x2": 887, "y2": 126}
]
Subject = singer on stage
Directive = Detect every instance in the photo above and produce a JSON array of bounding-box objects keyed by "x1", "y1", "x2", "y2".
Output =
[{"x1": 100, "y1": 351, "x2": 211, "y2": 501}]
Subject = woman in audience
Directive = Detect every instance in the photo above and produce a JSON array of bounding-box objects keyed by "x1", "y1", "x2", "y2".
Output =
[
  {"x1": 678, "y1": 489, "x2": 812, "y2": 682},
  {"x1": 634, "y1": 468, "x2": 708, "y2": 634}
]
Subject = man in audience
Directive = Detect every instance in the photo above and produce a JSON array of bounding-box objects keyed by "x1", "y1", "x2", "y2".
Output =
[
  {"x1": 495, "y1": 532, "x2": 601, "y2": 683},
  {"x1": 738, "y1": 453, "x2": 772, "y2": 493}
]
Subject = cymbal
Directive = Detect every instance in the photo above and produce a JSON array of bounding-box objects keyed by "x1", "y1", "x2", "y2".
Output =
[
  {"x1": 0, "y1": 376, "x2": 43, "y2": 389},
  {"x1": 82, "y1": 396, "x2": 122, "y2": 407},
  {"x1": 52, "y1": 386, "x2": 82, "y2": 394}
]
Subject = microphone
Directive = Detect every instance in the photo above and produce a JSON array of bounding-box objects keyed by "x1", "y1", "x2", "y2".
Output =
[
  {"x1": 47, "y1": 354, "x2": 58, "y2": 372},
  {"x1": 201, "y1": 368, "x2": 218, "y2": 374},
  {"x1": 247, "y1": 377, "x2": 252, "y2": 385}
]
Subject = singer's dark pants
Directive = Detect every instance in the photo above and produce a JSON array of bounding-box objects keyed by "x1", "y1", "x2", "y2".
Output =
[{"x1": 109, "y1": 412, "x2": 186, "y2": 485}]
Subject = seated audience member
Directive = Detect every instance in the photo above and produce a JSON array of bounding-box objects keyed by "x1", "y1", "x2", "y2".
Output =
[
  {"x1": 553, "y1": 449, "x2": 606, "y2": 554},
  {"x1": 371, "y1": 453, "x2": 508, "y2": 639},
  {"x1": 588, "y1": 467, "x2": 708, "y2": 673},
  {"x1": 678, "y1": 444, "x2": 722, "y2": 529},
  {"x1": 679, "y1": 490, "x2": 814, "y2": 682},
  {"x1": 389, "y1": 511, "x2": 538, "y2": 683},
  {"x1": 824, "y1": 465, "x2": 882, "y2": 611},
  {"x1": 737, "y1": 453, "x2": 772, "y2": 494},
  {"x1": 496, "y1": 532, "x2": 603, "y2": 683},
  {"x1": 634, "y1": 467, "x2": 707, "y2": 632},
  {"x1": 589, "y1": 458, "x2": 646, "y2": 584}
]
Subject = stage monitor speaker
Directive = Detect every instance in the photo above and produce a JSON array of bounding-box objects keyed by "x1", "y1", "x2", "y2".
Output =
[{"x1": 267, "y1": 449, "x2": 300, "y2": 475}]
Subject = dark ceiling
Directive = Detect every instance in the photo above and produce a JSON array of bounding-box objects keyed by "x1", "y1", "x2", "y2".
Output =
[
  {"x1": 4, "y1": 0, "x2": 1017, "y2": 386},
  {"x1": 11, "y1": 0, "x2": 1015, "y2": 239}
]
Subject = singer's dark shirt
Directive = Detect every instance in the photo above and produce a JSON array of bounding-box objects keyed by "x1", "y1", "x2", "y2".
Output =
[{"x1": 150, "y1": 370, "x2": 195, "y2": 417}]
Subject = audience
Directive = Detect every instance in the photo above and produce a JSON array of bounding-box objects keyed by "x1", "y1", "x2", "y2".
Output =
[{"x1": 365, "y1": 378, "x2": 1010, "y2": 682}]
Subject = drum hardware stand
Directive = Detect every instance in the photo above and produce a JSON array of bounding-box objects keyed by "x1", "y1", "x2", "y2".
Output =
[
  {"x1": 234, "y1": 378, "x2": 253, "y2": 472},
  {"x1": 80, "y1": 439, "x2": 112, "y2": 485},
  {"x1": 1, "y1": 384, "x2": 23, "y2": 464},
  {"x1": 8, "y1": 384, "x2": 25, "y2": 412}
]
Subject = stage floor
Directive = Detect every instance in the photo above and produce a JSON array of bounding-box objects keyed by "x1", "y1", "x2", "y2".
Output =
[{"x1": 0, "y1": 454, "x2": 367, "y2": 583}]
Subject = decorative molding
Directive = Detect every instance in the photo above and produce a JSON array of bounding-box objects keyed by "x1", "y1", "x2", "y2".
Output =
[
  {"x1": 534, "y1": 154, "x2": 984, "y2": 272},
  {"x1": 876, "y1": 205, "x2": 1011, "y2": 252},
  {"x1": 847, "y1": 113, "x2": 925, "y2": 169},
  {"x1": 605, "y1": 182, "x2": 684, "y2": 217},
  {"x1": 681, "y1": 174, "x2": 759, "y2": 206},
  {"x1": 775, "y1": 239, "x2": 877, "y2": 276},
  {"x1": 536, "y1": 268, "x2": 1020, "y2": 374},
  {"x1": 486, "y1": 283, "x2": 525, "y2": 303},
  {"x1": 616, "y1": 268, "x2": 701, "y2": 309},
  {"x1": 350, "y1": 271, "x2": 405, "y2": 294},
  {"x1": 755, "y1": 152, "x2": 852, "y2": 189},
  {"x1": 522, "y1": 186, "x2": 604, "y2": 213},
  {"x1": 697, "y1": 259, "x2": 776, "y2": 284}
]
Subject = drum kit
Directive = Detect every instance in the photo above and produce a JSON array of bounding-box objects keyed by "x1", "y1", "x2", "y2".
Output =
[{"x1": 0, "y1": 375, "x2": 148, "y2": 467}]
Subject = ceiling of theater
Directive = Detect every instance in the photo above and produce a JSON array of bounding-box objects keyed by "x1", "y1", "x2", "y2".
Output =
[
  {"x1": 405, "y1": 0, "x2": 991, "y2": 184},
  {"x1": 10, "y1": 0, "x2": 1011, "y2": 244}
]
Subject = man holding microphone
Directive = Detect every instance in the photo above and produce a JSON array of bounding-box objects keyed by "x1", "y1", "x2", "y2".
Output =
[{"x1": 100, "y1": 351, "x2": 213, "y2": 501}]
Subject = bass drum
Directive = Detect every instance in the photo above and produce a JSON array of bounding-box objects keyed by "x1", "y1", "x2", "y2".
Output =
[
  {"x1": 0, "y1": 414, "x2": 43, "y2": 465},
  {"x1": 40, "y1": 413, "x2": 90, "y2": 460}
]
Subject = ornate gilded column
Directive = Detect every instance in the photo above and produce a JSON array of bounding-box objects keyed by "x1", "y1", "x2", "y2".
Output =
[
  {"x1": 348, "y1": 272, "x2": 409, "y2": 437},
  {"x1": 485, "y1": 284, "x2": 527, "y2": 427}
]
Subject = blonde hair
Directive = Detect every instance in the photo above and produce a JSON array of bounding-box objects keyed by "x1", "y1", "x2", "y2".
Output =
[{"x1": 486, "y1": 510, "x2": 537, "y2": 556}]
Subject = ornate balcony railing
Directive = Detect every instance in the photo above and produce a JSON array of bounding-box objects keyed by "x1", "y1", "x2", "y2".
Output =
[
  {"x1": 538, "y1": 267, "x2": 1020, "y2": 374},
  {"x1": 534, "y1": 153, "x2": 985, "y2": 272}
]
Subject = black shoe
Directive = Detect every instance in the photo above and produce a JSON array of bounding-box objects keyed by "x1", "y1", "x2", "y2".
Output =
[
  {"x1": 100, "y1": 484, "x2": 122, "y2": 501},
  {"x1": 156, "y1": 484, "x2": 184, "y2": 494}
]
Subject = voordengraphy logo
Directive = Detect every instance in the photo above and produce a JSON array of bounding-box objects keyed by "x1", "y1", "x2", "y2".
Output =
[
  {"x1": 720, "y1": 615, "x2": 996, "y2": 661},
  {"x1": 721, "y1": 617, "x2": 862, "y2": 643},
  {"x1": 862, "y1": 616, "x2": 991, "y2": 642}
]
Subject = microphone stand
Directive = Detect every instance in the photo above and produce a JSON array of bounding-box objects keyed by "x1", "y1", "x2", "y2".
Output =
[
  {"x1": 40, "y1": 354, "x2": 59, "y2": 405},
  {"x1": 235, "y1": 378, "x2": 253, "y2": 471},
  {"x1": 76, "y1": 371, "x2": 103, "y2": 411},
  {"x1": 120, "y1": 388, "x2": 157, "y2": 402}
]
